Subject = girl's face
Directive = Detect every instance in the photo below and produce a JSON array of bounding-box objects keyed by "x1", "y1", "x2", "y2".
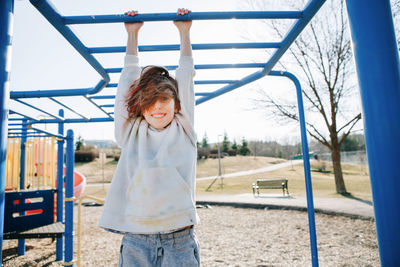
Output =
[{"x1": 143, "y1": 96, "x2": 177, "y2": 130}]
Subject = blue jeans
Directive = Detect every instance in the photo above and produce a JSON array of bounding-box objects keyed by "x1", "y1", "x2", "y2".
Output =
[{"x1": 118, "y1": 227, "x2": 200, "y2": 267}]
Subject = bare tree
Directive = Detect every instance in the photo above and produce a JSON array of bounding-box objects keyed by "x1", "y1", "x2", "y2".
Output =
[{"x1": 244, "y1": 0, "x2": 362, "y2": 194}]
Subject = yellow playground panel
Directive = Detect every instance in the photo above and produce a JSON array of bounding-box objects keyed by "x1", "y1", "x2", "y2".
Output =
[{"x1": 6, "y1": 136, "x2": 58, "y2": 191}]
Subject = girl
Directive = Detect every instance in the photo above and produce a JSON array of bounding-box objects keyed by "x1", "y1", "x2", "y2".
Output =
[{"x1": 99, "y1": 8, "x2": 200, "y2": 267}]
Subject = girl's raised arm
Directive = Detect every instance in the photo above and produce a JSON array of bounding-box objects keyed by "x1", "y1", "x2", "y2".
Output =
[
  {"x1": 173, "y1": 8, "x2": 192, "y2": 57},
  {"x1": 174, "y1": 9, "x2": 195, "y2": 127},
  {"x1": 114, "y1": 11, "x2": 143, "y2": 147},
  {"x1": 124, "y1": 10, "x2": 143, "y2": 55}
]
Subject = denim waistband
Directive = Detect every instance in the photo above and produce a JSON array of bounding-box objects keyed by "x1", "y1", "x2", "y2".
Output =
[{"x1": 124, "y1": 226, "x2": 194, "y2": 242}]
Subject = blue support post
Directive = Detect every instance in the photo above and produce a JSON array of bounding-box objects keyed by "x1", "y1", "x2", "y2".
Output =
[
  {"x1": 65, "y1": 129, "x2": 74, "y2": 265},
  {"x1": 56, "y1": 109, "x2": 64, "y2": 261},
  {"x1": 269, "y1": 71, "x2": 319, "y2": 266},
  {"x1": 345, "y1": 1, "x2": 400, "y2": 265},
  {"x1": 17, "y1": 119, "x2": 28, "y2": 255},
  {"x1": 0, "y1": 0, "x2": 14, "y2": 262}
]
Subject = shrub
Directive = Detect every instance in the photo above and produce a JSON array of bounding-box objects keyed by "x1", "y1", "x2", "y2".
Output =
[
  {"x1": 228, "y1": 149, "x2": 237, "y2": 156},
  {"x1": 210, "y1": 149, "x2": 218, "y2": 154},
  {"x1": 197, "y1": 147, "x2": 210, "y2": 159},
  {"x1": 114, "y1": 154, "x2": 120, "y2": 161},
  {"x1": 75, "y1": 150, "x2": 96, "y2": 162}
]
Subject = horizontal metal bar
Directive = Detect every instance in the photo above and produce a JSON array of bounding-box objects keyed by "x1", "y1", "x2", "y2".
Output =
[
  {"x1": 8, "y1": 118, "x2": 28, "y2": 121},
  {"x1": 106, "y1": 63, "x2": 265, "y2": 73},
  {"x1": 99, "y1": 104, "x2": 114, "y2": 108},
  {"x1": 10, "y1": 79, "x2": 106, "y2": 98},
  {"x1": 195, "y1": 80, "x2": 239, "y2": 85},
  {"x1": 29, "y1": 0, "x2": 110, "y2": 90},
  {"x1": 29, "y1": 117, "x2": 113, "y2": 124},
  {"x1": 89, "y1": 42, "x2": 281, "y2": 53},
  {"x1": 13, "y1": 99, "x2": 64, "y2": 121},
  {"x1": 8, "y1": 135, "x2": 52, "y2": 138},
  {"x1": 196, "y1": 69, "x2": 267, "y2": 105},
  {"x1": 63, "y1": 11, "x2": 303, "y2": 25},
  {"x1": 88, "y1": 95, "x2": 115, "y2": 100},
  {"x1": 7, "y1": 127, "x2": 64, "y2": 139},
  {"x1": 105, "y1": 80, "x2": 239, "y2": 86},
  {"x1": 195, "y1": 93, "x2": 213, "y2": 96},
  {"x1": 8, "y1": 123, "x2": 22, "y2": 126},
  {"x1": 49, "y1": 97, "x2": 90, "y2": 121}
]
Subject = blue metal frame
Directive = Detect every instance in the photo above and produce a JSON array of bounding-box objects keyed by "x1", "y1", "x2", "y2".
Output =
[
  {"x1": 3, "y1": 2, "x2": 327, "y2": 265},
  {"x1": 7, "y1": 0, "x2": 400, "y2": 266}
]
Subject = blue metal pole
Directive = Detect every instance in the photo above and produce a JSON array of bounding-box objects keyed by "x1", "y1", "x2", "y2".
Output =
[
  {"x1": 10, "y1": 85, "x2": 101, "y2": 99},
  {"x1": 88, "y1": 42, "x2": 281, "y2": 53},
  {"x1": 345, "y1": 1, "x2": 400, "y2": 265},
  {"x1": 0, "y1": 0, "x2": 14, "y2": 263},
  {"x1": 65, "y1": 129, "x2": 74, "y2": 265},
  {"x1": 30, "y1": 117, "x2": 114, "y2": 124},
  {"x1": 270, "y1": 70, "x2": 319, "y2": 266},
  {"x1": 106, "y1": 63, "x2": 266, "y2": 73},
  {"x1": 56, "y1": 109, "x2": 64, "y2": 261},
  {"x1": 17, "y1": 119, "x2": 28, "y2": 255},
  {"x1": 63, "y1": 11, "x2": 303, "y2": 24}
]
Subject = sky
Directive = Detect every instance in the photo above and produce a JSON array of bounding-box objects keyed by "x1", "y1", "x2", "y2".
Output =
[{"x1": 9, "y1": 0, "x2": 358, "y2": 145}]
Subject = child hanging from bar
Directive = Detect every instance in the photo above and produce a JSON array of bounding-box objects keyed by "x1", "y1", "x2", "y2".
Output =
[{"x1": 99, "y1": 8, "x2": 200, "y2": 267}]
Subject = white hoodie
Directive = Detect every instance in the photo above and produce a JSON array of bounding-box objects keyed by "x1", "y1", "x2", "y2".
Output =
[{"x1": 99, "y1": 55, "x2": 198, "y2": 233}]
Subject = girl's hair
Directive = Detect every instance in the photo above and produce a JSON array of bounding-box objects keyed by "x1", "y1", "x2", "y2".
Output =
[{"x1": 126, "y1": 66, "x2": 180, "y2": 119}]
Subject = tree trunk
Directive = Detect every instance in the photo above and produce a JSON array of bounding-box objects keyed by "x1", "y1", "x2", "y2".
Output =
[{"x1": 331, "y1": 137, "x2": 347, "y2": 194}]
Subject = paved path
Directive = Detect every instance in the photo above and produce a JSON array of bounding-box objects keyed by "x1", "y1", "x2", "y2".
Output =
[
  {"x1": 196, "y1": 193, "x2": 374, "y2": 220},
  {"x1": 197, "y1": 160, "x2": 303, "y2": 181}
]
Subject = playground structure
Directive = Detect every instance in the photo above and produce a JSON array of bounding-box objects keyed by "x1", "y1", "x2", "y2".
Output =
[
  {"x1": 4, "y1": 125, "x2": 87, "y2": 264},
  {"x1": 6, "y1": 136, "x2": 57, "y2": 191},
  {"x1": 0, "y1": 0, "x2": 399, "y2": 266}
]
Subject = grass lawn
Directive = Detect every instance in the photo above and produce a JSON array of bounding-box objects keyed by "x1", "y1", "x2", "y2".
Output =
[
  {"x1": 196, "y1": 160, "x2": 371, "y2": 202},
  {"x1": 76, "y1": 156, "x2": 372, "y2": 202}
]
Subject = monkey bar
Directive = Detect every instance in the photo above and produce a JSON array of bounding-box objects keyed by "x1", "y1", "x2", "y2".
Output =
[{"x1": 1, "y1": 0, "x2": 400, "y2": 266}]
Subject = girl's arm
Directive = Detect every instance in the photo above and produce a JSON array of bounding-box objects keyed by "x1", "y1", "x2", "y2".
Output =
[
  {"x1": 124, "y1": 10, "x2": 143, "y2": 56},
  {"x1": 174, "y1": 8, "x2": 192, "y2": 57},
  {"x1": 114, "y1": 11, "x2": 143, "y2": 147},
  {"x1": 174, "y1": 9, "x2": 195, "y2": 125}
]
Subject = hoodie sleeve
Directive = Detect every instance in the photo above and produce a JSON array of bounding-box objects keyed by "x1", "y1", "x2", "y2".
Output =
[
  {"x1": 175, "y1": 56, "x2": 196, "y2": 126},
  {"x1": 114, "y1": 55, "x2": 141, "y2": 148}
]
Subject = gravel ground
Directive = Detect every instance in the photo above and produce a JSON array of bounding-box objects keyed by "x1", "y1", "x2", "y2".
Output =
[{"x1": 2, "y1": 205, "x2": 379, "y2": 266}]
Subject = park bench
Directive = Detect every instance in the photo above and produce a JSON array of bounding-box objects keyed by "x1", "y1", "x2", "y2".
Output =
[{"x1": 252, "y1": 179, "x2": 289, "y2": 196}]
